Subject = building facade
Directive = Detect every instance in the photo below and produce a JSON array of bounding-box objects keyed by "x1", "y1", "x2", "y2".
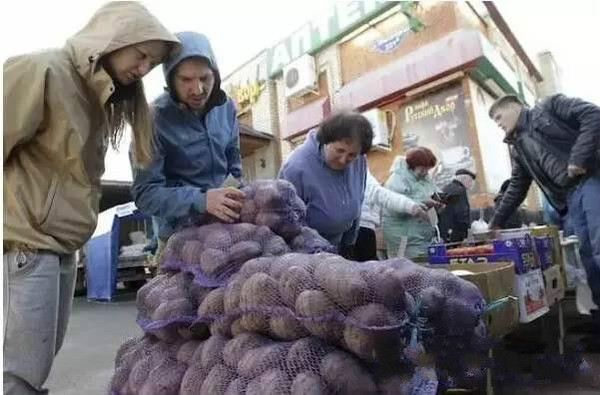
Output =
[{"x1": 224, "y1": 1, "x2": 547, "y2": 209}]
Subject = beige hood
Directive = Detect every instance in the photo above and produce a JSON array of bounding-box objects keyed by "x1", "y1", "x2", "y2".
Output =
[{"x1": 66, "y1": 1, "x2": 180, "y2": 103}]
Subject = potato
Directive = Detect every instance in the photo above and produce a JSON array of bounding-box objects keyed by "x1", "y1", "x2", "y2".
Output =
[
  {"x1": 162, "y1": 285, "x2": 189, "y2": 302},
  {"x1": 269, "y1": 316, "x2": 309, "y2": 340},
  {"x1": 343, "y1": 304, "x2": 402, "y2": 362},
  {"x1": 314, "y1": 260, "x2": 367, "y2": 309},
  {"x1": 230, "y1": 319, "x2": 245, "y2": 337},
  {"x1": 291, "y1": 372, "x2": 326, "y2": 395},
  {"x1": 224, "y1": 377, "x2": 247, "y2": 395},
  {"x1": 109, "y1": 367, "x2": 129, "y2": 394},
  {"x1": 254, "y1": 184, "x2": 282, "y2": 208},
  {"x1": 362, "y1": 266, "x2": 406, "y2": 310},
  {"x1": 139, "y1": 359, "x2": 187, "y2": 395},
  {"x1": 151, "y1": 327, "x2": 179, "y2": 344},
  {"x1": 181, "y1": 240, "x2": 204, "y2": 265},
  {"x1": 204, "y1": 230, "x2": 233, "y2": 250},
  {"x1": 201, "y1": 335, "x2": 228, "y2": 368},
  {"x1": 418, "y1": 287, "x2": 446, "y2": 317},
  {"x1": 224, "y1": 277, "x2": 244, "y2": 313},
  {"x1": 263, "y1": 235, "x2": 291, "y2": 256},
  {"x1": 190, "y1": 340, "x2": 205, "y2": 363},
  {"x1": 279, "y1": 265, "x2": 316, "y2": 307},
  {"x1": 240, "y1": 273, "x2": 281, "y2": 308},
  {"x1": 320, "y1": 351, "x2": 377, "y2": 394},
  {"x1": 200, "y1": 364, "x2": 235, "y2": 395},
  {"x1": 245, "y1": 369, "x2": 288, "y2": 395},
  {"x1": 211, "y1": 318, "x2": 233, "y2": 337},
  {"x1": 114, "y1": 336, "x2": 141, "y2": 366},
  {"x1": 286, "y1": 337, "x2": 330, "y2": 373},
  {"x1": 240, "y1": 312, "x2": 270, "y2": 333},
  {"x1": 238, "y1": 257, "x2": 273, "y2": 279},
  {"x1": 200, "y1": 248, "x2": 229, "y2": 276},
  {"x1": 198, "y1": 288, "x2": 225, "y2": 317},
  {"x1": 255, "y1": 212, "x2": 283, "y2": 230},
  {"x1": 179, "y1": 322, "x2": 210, "y2": 341},
  {"x1": 152, "y1": 297, "x2": 195, "y2": 321},
  {"x1": 143, "y1": 285, "x2": 165, "y2": 313},
  {"x1": 238, "y1": 344, "x2": 288, "y2": 377},
  {"x1": 240, "y1": 199, "x2": 258, "y2": 223},
  {"x1": 228, "y1": 241, "x2": 263, "y2": 265},
  {"x1": 179, "y1": 360, "x2": 209, "y2": 395},
  {"x1": 223, "y1": 333, "x2": 271, "y2": 368},
  {"x1": 175, "y1": 340, "x2": 202, "y2": 365},
  {"x1": 295, "y1": 290, "x2": 343, "y2": 342},
  {"x1": 189, "y1": 283, "x2": 211, "y2": 305},
  {"x1": 127, "y1": 356, "x2": 152, "y2": 394}
]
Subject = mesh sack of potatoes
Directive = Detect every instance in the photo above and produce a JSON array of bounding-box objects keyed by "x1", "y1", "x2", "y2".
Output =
[
  {"x1": 197, "y1": 253, "x2": 488, "y2": 368},
  {"x1": 110, "y1": 334, "x2": 190, "y2": 395},
  {"x1": 289, "y1": 226, "x2": 337, "y2": 254},
  {"x1": 160, "y1": 222, "x2": 291, "y2": 287},
  {"x1": 239, "y1": 180, "x2": 307, "y2": 241},
  {"x1": 178, "y1": 332, "x2": 432, "y2": 395},
  {"x1": 112, "y1": 332, "x2": 434, "y2": 395},
  {"x1": 135, "y1": 271, "x2": 211, "y2": 343}
]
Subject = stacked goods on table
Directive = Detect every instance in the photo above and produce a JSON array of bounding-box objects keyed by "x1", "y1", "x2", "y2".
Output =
[
  {"x1": 110, "y1": 180, "x2": 490, "y2": 394},
  {"x1": 428, "y1": 228, "x2": 565, "y2": 324}
]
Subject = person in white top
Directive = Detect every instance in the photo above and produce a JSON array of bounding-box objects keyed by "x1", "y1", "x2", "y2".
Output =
[{"x1": 355, "y1": 169, "x2": 428, "y2": 261}]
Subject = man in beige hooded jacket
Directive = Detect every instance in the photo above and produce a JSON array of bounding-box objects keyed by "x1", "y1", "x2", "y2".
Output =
[{"x1": 3, "y1": 2, "x2": 180, "y2": 393}]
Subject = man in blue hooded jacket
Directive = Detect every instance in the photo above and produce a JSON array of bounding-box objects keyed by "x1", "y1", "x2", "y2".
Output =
[{"x1": 132, "y1": 32, "x2": 244, "y2": 246}]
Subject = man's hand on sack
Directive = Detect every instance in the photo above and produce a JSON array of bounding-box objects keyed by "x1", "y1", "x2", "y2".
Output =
[
  {"x1": 206, "y1": 187, "x2": 245, "y2": 223},
  {"x1": 568, "y1": 164, "x2": 587, "y2": 178}
]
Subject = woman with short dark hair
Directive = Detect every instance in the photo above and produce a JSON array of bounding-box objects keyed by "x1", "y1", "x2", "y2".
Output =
[
  {"x1": 382, "y1": 147, "x2": 442, "y2": 259},
  {"x1": 279, "y1": 111, "x2": 373, "y2": 257}
]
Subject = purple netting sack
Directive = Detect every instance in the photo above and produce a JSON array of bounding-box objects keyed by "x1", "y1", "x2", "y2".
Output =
[
  {"x1": 196, "y1": 253, "x2": 488, "y2": 367},
  {"x1": 110, "y1": 334, "x2": 188, "y2": 395},
  {"x1": 136, "y1": 272, "x2": 211, "y2": 342},
  {"x1": 239, "y1": 180, "x2": 307, "y2": 240},
  {"x1": 160, "y1": 223, "x2": 291, "y2": 287},
  {"x1": 289, "y1": 226, "x2": 336, "y2": 254},
  {"x1": 111, "y1": 332, "x2": 439, "y2": 395}
]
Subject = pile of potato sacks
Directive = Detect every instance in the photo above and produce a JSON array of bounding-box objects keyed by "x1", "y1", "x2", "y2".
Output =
[{"x1": 110, "y1": 180, "x2": 489, "y2": 395}]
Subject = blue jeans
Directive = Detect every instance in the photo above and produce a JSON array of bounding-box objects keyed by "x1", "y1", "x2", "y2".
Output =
[{"x1": 567, "y1": 175, "x2": 600, "y2": 310}]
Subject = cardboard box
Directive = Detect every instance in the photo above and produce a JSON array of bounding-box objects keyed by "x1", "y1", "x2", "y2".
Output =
[
  {"x1": 426, "y1": 261, "x2": 519, "y2": 338},
  {"x1": 514, "y1": 268, "x2": 549, "y2": 323},
  {"x1": 492, "y1": 236, "x2": 540, "y2": 274},
  {"x1": 427, "y1": 235, "x2": 541, "y2": 275}
]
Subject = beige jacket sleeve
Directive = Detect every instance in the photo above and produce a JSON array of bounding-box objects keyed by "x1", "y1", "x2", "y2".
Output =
[{"x1": 3, "y1": 55, "x2": 47, "y2": 163}]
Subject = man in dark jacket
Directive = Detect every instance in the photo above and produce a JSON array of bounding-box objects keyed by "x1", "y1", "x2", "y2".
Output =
[
  {"x1": 131, "y1": 32, "x2": 245, "y2": 249},
  {"x1": 493, "y1": 179, "x2": 524, "y2": 229},
  {"x1": 438, "y1": 169, "x2": 476, "y2": 242},
  {"x1": 488, "y1": 94, "x2": 600, "y2": 316}
]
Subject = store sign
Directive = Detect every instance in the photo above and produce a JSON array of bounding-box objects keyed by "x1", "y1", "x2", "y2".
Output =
[
  {"x1": 266, "y1": 0, "x2": 395, "y2": 77},
  {"x1": 230, "y1": 81, "x2": 266, "y2": 108},
  {"x1": 372, "y1": 27, "x2": 410, "y2": 54},
  {"x1": 398, "y1": 84, "x2": 477, "y2": 191}
]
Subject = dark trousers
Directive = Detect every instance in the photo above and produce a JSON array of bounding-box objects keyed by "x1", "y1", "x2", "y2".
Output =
[{"x1": 354, "y1": 227, "x2": 378, "y2": 262}]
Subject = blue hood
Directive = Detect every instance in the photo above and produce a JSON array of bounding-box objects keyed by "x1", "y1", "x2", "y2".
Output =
[{"x1": 163, "y1": 31, "x2": 226, "y2": 108}]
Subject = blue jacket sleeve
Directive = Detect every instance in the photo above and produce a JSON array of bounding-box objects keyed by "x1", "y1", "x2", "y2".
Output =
[
  {"x1": 226, "y1": 103, "x2": 243, "y2": 179},
  {"x1": 130, "y1": 132, "x2": 207, "y2": 222},
  {"x1": 278, "y1": 162, "x2": 305, "y2": 201}
]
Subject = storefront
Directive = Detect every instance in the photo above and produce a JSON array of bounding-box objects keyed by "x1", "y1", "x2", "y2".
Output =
[{"x1": 270, "y1": 1, "x2": 543, "y2": 210}]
